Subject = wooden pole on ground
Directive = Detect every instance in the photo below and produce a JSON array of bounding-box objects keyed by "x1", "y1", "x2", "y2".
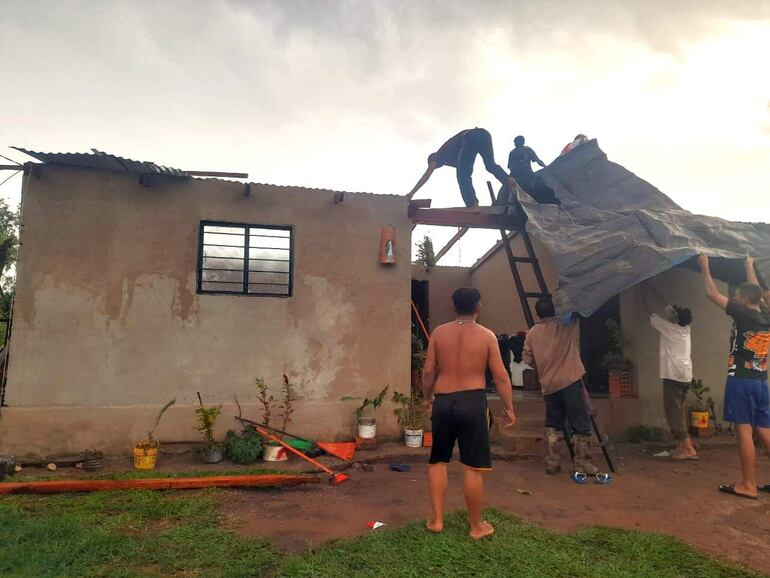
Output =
[{"x1": 0, "y1": 474, "x2": 319, "y2": 495}]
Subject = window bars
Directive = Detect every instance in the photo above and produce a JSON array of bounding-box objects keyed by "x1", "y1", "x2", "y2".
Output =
[{"x1": 197, "y1": 221, "x2": 293, "y2": 297}]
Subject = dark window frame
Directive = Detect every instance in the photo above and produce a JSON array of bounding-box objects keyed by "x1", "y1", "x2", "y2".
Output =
[{"x1": 196, "y1": 220, "x2": 294, "y2": 298}]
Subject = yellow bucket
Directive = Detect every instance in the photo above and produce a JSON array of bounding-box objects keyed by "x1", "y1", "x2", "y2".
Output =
[
  {"x1": 690, "y1": 410, "x2": 709, "y2": 429},
  {"x1": 133, "y1": 445, "x2": 159, "y2": 470}
]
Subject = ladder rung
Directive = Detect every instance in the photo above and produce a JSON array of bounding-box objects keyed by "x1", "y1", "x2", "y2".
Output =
[
  {"x1": 523, "y1": 292, "x2": 549, "y2": 298},
  {"x1": 509, "y1": 256, "x2": 538, "y2": 264}
]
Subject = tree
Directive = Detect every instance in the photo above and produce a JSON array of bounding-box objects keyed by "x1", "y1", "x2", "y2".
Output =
[
  {"x1": 0, "y1": 199, "x2": 20, "y2": 320},
  {"x1": 415, "y1": 235, "x2": 436, "y2": 271}
]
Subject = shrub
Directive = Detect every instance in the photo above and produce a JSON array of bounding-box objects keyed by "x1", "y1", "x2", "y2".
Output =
[{"x1": 224, "y1": 429, "x2": 264, "y2": 464}]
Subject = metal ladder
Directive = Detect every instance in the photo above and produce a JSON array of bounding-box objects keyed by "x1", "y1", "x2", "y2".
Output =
[{"x1": 486, "y1": 181, "x2": 616, "y2": 473}]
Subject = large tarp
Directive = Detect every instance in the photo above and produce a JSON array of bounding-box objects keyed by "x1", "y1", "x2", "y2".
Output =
[{"x1": 517, "y1": 139, "x2": 770, "y2": 317}]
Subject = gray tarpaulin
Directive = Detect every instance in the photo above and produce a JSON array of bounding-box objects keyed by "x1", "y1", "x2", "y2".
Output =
[{"x1": 517, "y1": 139, "x2": 770, "y2": 317}]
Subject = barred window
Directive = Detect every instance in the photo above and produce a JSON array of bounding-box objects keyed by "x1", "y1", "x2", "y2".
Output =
[{"x1": 197, "y1": 221, "x2": 293, "y2": 297}]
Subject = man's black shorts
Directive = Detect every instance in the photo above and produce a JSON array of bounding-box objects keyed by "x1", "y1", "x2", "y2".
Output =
[{"x1": 429, "y1": 389, "x2": 492, "y2": 470}]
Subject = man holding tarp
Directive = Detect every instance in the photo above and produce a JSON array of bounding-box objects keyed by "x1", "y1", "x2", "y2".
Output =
[{"x1": 699, "y1": 255, "x2": 770, "y2": 500}]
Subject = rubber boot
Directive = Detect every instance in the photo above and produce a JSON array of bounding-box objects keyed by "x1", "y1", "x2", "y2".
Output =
[
  {"x1": 573, "y1": 434, "x2": 599, "y2": 475},
  {"x1": 544, "y1": 427, "x2": 563, "y2": 475}
]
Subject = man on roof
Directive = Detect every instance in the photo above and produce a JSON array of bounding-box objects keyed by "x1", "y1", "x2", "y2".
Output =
[
  {"x1": 506, "y1": 135, "x2": 560, "y2": 205},
  {"x1": 406, "y1": 128, "x2": 515, "y2": 208}
]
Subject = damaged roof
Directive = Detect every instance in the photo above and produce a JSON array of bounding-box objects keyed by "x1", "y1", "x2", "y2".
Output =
[
  {"x1": 519, "y1": 139, "x2": 770, "y2": 317},
  {"x1": 12, "y1": 147, "x2": 190, "y2": 177}
]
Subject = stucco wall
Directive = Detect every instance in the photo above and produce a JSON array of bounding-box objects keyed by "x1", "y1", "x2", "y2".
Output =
[
  {"x1": 0, "y1": 166, "x2": 412, "y2": 454},
  {"x1": 411, "y1": 265, "x2": 471, "y2": 329},
  {"x1": 620, "y1": 267, "x2": 733, "y2": 428},
  {"x1": 469, "y1": 235, "x2": 559, "y2": 334}
]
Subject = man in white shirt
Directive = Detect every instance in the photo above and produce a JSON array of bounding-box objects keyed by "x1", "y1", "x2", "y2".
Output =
[{"x1": 651, "y1": 305, "x2": 697, "y2": 460}]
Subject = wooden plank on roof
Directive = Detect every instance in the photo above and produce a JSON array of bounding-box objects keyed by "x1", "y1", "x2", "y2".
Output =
[{"x1": 408, "y1": 207, "x2": 524, "y2": 230}]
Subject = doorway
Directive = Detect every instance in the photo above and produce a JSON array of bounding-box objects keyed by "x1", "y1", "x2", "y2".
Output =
[{"x1": 580, "y1": 295, "x2": 620, "y2": 395}]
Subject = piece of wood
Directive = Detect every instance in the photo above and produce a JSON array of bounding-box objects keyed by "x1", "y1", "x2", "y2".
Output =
[
  {"x1": 409, "y1": 207, "x2": 524, "y2": 230},
  {"x1": 185, "y1": 170, "x2": 248, "y2": 178},
  {"x1": 408, "y1": 199, "x2": 432, "y2": 209},
  {"x1": 0, "y1": 474, "x2": 319, "y2": 495},
  {"x1": 0, "y1": 165, "x2": 23, "y2": 171},
  {"x1": 434, "y1": 227, "x2": 469, "y2": 263}
]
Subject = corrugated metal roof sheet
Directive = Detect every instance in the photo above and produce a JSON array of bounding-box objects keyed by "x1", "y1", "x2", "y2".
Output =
[{"x1": 12, "y1": 147, "x2": 189, "y2": 177}]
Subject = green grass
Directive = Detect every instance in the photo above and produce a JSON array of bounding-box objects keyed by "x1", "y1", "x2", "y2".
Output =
[{"x1": 0, "y1": 493, "x2": 761, "y2": 578}]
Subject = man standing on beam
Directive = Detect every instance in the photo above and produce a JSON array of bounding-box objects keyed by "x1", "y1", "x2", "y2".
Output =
[{"x1": 407, "y1": 128, "x2": 515, "y2": 208}]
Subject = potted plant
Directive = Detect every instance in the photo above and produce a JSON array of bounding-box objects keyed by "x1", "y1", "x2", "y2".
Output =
[
  {"x1": 411, "y1": 333, "x2": 427, "y2": 389},
  {"x1": 195, "y1": 393, "x2": 223, "y2": 464},
  {"x1": 134, "y1": 398, "x2": 175, "y2": 470},
  {"x1": 393, "y1": 389, "x2": 426, "y2": 447},
  {"x1": 259, "y1": 375, "x2": 296, "y2": 462},
  {"x1": 689, "y1": 379, "x2": 711, "y2": 430},
  {"x1": 353, "y1": 385, "x2": 389, "y2": 439},
  {"x1": 603, "y1": 319, "x2": 633, "y2": 398}
]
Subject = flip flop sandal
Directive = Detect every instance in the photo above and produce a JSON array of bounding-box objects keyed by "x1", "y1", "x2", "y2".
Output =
[
  {"x1": 756, "y1": 484, "x2": 770, "y2": 494},
  {"x1": 571, "y1": 472, "x2": 588, "y2": 485},
  {"x1": 389, "y1": 463, "x2": 412, "y2": 473},
  {"x1": 718, "y1": 484, "x2": 758, "y2": 500},
  {"x1": 595, "y1": 473, "x2": 614, "y2": 485},
  {"x1": 671, "y1": 453, "x2": 699, "y2": 461}
]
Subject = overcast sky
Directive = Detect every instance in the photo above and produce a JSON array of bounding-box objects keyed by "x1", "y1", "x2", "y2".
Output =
[{"x1": 1, "y1": 0, "x2": 769, "y2": 265}]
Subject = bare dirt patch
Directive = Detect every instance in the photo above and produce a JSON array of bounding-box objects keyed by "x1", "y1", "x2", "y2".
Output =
[{"x1": 220, "y1": 442, "x2": 770, "y2": 575}]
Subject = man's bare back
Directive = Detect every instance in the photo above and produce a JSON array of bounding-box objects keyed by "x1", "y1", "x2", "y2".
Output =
[
  {"x1": 429, "y1": 321, "x2": 499, "y2": 393},
  {"x1": 422, "y1": 288, "x2": 516, "y2": 541}
]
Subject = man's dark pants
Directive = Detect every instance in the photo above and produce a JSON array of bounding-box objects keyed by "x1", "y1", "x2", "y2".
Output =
[
  {"x1": 544, "y1": 379, "x2": 591, "y2": 435},
  {"x1": 456, "y1": 128, "x2": 509, "y2": 207}
]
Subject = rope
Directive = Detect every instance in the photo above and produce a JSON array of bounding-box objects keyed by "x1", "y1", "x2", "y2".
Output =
[{"x1": 411, "y1": 299, "x2": 430, "y2": 341}]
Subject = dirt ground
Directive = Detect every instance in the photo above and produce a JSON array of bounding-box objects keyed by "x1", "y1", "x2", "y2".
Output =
[{"x1": 218, "y1": 441, "x2": 770, "y2": 576}]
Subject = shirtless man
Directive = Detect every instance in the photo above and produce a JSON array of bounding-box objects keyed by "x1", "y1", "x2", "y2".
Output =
[{"x1": 422, "y1": 287, "x2": 516, "y2": 539}]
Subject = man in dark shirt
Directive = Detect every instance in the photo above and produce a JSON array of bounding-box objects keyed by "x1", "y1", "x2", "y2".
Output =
[
  {"x1": 506, "y1": 135, "x2": 560, "y2": 205},
  {"x1": 507, "y1": 135, "x2": 545, "y2": 181},
  {"x1": 699, "y1": 255, "x2": 770, "y2": 499},
  {"x1": 406, "y1": 128, "x2": 514, "y2": 207}
]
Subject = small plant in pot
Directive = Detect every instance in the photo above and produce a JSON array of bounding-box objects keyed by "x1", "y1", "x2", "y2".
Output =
[
  {"x1": 393, "y1": 389, "x2": 426, "y2": 448},
  {"x1": 258, "y1": 375, "x2": 296, "y2": 462},
  {"x1": 411, "y1": 333, "x2": 427, "y2": 389},
  {"x1": 353, "y1": 385, "x2": 389, "y2": 440},
  {"x1": 134, "y1": 398, "x2": 175, "y2": 470},
  {"x1": 688, "y1": 379, "x2": 711, "y2": 430},
  {"x1": 195, "y1": 393, "x2": 223, "y2": 464}
]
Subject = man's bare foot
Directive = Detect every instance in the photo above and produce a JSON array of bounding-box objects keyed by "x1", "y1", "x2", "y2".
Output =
[
  {"x1": 671, "y1": 450, "x2": 698, "y2": 460},
  {"x1": 426, "y1": 519, "x2": 444, "y2": 533},
  {"x1": 469, "y1": 521, "x2": 495, "y2": 540},
  {"x1": 733, "y1": 482, "x2": 759, "y2": 498}
]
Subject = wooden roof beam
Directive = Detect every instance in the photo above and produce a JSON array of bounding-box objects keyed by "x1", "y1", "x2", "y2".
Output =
[
  {"x1": 409, "y1": 207, "x2": 524, "y2": 230},
  {"x1": 434, "y1": 227, "x2": 469, "y2": 263}
]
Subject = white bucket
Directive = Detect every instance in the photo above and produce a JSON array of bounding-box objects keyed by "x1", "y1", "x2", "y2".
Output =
[
  {"x1": 358, "y1": 418, "x2": 377, "y2": 439},
  {"x1": 263, "y1": 444, "x2": 289, "y2": 462},
  {"x1": 405, "y1": 428, "x2": 423, "y2": 448}
]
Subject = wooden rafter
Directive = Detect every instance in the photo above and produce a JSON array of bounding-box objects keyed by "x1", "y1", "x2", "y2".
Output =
[
  {"x1": 408, "y1": 207, "x2": 523, "y2": 230},
  {"x1": 434, "y1": 227, "x2": 469, "y2": 263}
]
